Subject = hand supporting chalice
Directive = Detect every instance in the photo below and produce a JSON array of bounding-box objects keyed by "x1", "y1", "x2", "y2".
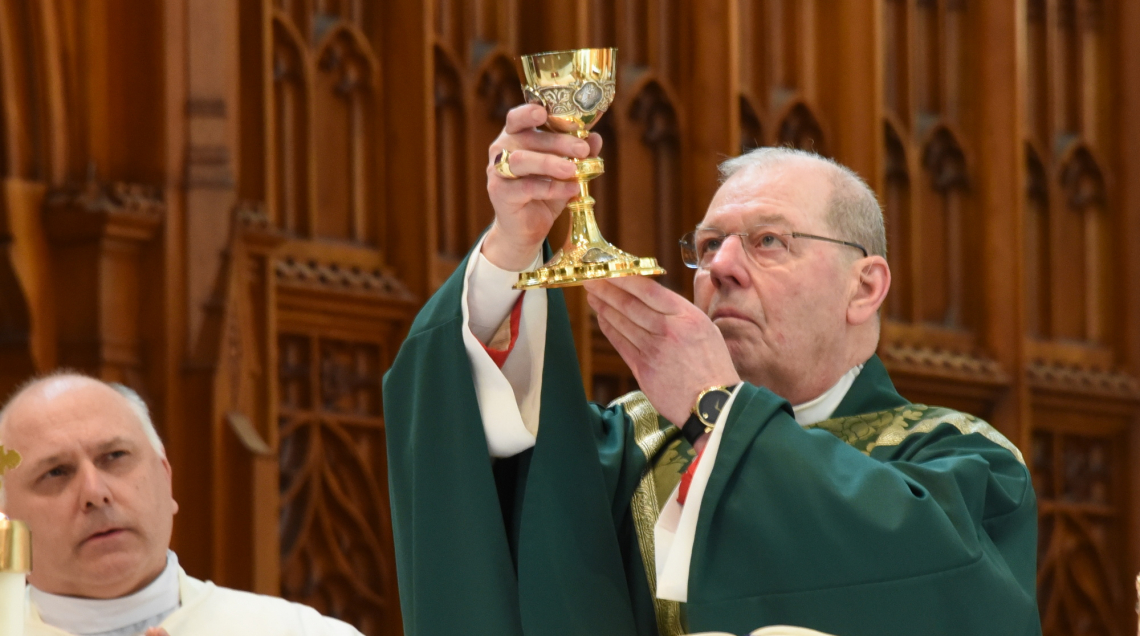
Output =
[{"x1": 506, "y1": 48, "x2": 664, "y2": 289}]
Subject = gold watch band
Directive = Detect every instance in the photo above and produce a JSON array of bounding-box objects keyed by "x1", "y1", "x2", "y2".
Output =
[{"x1": 692, "y1": 385, "x2": 733, "y2": 428}]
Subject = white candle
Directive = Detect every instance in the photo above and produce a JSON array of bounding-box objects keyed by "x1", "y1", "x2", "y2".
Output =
[
  {"x1": 0, "y1": 513, "x2": 30, "y2": 636},
  {"x1": 0, "y1": 569, "x2": 25, "y2": 635}
]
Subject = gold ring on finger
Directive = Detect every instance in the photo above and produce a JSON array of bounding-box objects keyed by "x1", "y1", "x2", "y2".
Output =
[{"x1": 494, "y1": 149, "x2": 520, "y2": 180}]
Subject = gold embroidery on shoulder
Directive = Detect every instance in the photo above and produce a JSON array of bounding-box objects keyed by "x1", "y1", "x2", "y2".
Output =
[
  {"x1": 868, "y1": 408, "x2": 1026, "y2": 465},
  {"x1": 809, "y1": 404, "x2": 1025, "y2": 465},
  {"x1": 610, "y1": 391, "x2": 684, "y2": 636}
]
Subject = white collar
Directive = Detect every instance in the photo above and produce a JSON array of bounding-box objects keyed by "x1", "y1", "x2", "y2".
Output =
[
  {"x1": 31, "y1": 550, "x2": 181, "y2": 635},
  {"x1": 791, "y1": 364, "x2": 863, "y2": 426}
]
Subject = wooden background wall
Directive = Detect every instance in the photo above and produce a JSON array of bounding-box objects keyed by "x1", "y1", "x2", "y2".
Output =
[{"x1": 0, "y1": 1, "x2": 1136, "y2": 634}]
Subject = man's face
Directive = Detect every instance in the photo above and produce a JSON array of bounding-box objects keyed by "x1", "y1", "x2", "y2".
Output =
[
  {"x1": 0, "y1": 378, "x2": 177, "y2": 598},
  {"x1": 693, "y1": 162, "x2": 858, "y2": 402}
]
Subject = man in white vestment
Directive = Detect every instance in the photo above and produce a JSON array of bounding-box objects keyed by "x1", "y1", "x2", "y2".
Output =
[{"x1": 0, "y1": 373, "x2": 362, "y2": 636}]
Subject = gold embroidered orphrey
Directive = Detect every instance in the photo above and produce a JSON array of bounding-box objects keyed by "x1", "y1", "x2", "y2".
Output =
[
  {"x1": 614, "y1": 393, "x2": 1026, "y2": 636},
  {"x1": 612, "y1": 392, "x2": 686, "y2": 636},
  {"x1": 0, "y1": 445, "x2": 20, "y2": 491}
]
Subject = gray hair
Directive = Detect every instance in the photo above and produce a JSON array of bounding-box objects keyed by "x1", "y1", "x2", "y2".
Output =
[
  {"x1": 718, "y1": 146, "x2": 887, "y2": 259},
  {"x1": 0, "y1": 372, "x2": 164, "y2": 508}
]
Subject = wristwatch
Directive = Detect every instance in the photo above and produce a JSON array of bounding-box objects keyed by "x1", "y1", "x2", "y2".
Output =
[{"x1": 680, "y1": 385, "x2": 737, "y2": 446}]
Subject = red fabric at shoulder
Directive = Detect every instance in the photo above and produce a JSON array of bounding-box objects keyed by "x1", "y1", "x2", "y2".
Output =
[{"x1": 482, "y1": 295, "x2": 524, "y2": 368}]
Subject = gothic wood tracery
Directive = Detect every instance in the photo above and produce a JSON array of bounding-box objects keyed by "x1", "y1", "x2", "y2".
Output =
[
  {"x1": 278, "y1": 334, "x2": 396, "y2": 634},
  {"x1": 883, "y1": 121, "x2": 911, "y2": 322},
  {"x1": 776, "y1": 102, "x2": 828, "y2": 156},
  {"x1": 917, "y1": 125, "x2": 971, "y2": 329},
  {"x1": 1034, "y1": 418, "x2": 1129, "y2": 636},
  {"x1": 0, "y1": 3, "x2": 1136, "y2": 636},
  {"x1": 269, "y1": 4, "x2": 383, "y2": 245}
]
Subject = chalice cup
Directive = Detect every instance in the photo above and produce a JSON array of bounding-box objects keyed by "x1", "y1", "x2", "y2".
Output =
[{"x1": 514, "y1": 48, "x2": 665, "y2": 289}]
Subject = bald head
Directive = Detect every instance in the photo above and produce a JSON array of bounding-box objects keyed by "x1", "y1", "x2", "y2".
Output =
[{"x1": 0, "y1": 374, "x2": 164, "y2": 460}]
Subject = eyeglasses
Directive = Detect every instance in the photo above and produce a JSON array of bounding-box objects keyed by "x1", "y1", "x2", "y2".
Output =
[{"x1": 679, "y1": 225, "x2": 868, "y2": 269}]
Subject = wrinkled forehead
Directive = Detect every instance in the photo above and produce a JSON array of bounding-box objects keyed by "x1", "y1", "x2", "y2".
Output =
[{"x1": 702, "y1": 162, "x2": 832, "y2": 232}]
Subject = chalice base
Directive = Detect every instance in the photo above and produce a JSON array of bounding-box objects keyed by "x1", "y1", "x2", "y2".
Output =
[
  {"x1": 515, "y1": 239, "x2": 665, "y2": 290},
  {"x1": 510, "y1": 142, "x2": 663, "y2": 288}
]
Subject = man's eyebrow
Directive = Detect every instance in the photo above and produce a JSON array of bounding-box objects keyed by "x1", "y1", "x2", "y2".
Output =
[
  {"x1": 697, "y1": 213, "x2": 791, "y2": 231},
  {"x1": 91, "y1": 436, "x2": 136, "y2": 455},
  {"x1": 29, "y1": 452, "x2": 74, "y2": 473},
  {"x1": 27, "y1": 436, "x2": 136, "y2": 473}
]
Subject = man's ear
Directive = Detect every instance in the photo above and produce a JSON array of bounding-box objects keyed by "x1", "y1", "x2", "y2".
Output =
[
  {"x1": 161, "y1": 457, "x2": 179, "y2": 515},
  {"x1": 847, "y1": 256, "x2": 890, "y2": 326}
]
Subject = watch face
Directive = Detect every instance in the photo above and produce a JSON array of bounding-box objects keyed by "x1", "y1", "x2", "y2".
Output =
[{"x1": 698, "y1": 389, "x2": 730, "y2": 424}]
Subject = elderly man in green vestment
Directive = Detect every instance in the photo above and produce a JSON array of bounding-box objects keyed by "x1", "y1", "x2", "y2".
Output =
[{"x1": 383, "y1": 104, "x2": 1041, "y2": 636}]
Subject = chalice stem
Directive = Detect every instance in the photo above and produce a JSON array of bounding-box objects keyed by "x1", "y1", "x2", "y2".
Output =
[{"x1": 566, "y1": 196, "x2": 603, "y2": 252}]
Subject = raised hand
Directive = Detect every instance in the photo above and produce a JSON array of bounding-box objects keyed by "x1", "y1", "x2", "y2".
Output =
[
  {"x1": 585, "y1": 277, "x2": 741, "y2": 426},
  {"x1": 482, "y1": 104, "x2": 603, "y2": 271}
]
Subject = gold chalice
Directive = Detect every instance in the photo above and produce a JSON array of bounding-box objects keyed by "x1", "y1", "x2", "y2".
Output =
[{"x1": 514, "y1": 48, "x2": 665, "y2": 289}]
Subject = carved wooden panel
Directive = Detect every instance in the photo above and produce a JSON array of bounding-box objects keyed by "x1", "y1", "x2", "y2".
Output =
[
  {"x1": 251, "y1": 2, "x2": 412, "y2": 632},
  {"x1": 1021, "y1": 7, "x2": 1132, "y2": 632},
  {"x1": 269, "y1": 0, "x2": 383, "y2": 245},
  {"x1": 1033, "y1": 409, "x2": 1130, "y2": 636},
  {"x1": 429, "y1": 0, "x2": 521, "y2": 288},
  {"x1": 273, "y1": 246, "x2": 415, "y2": 634},
  {"x1": 880, "y1": 0, "x2": 979, "y2": 337},
  {"x1": 278, "y1": 332, "x2": 395, "y2": 633},
  {"x1": 1024, "y1": 0, "x2": 1116, "y2": 355},
  {"x1": 736, "y1": 0, "x2": 829, "y2": 157}
]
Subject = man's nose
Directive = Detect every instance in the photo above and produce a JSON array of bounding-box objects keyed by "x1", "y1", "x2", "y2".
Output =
[
  {"x1": 78, "y1": 463, "x2": 112, "y2": 509},
  {"x1": 707, "y1": 234, "x2": 752, "y2": 289}
]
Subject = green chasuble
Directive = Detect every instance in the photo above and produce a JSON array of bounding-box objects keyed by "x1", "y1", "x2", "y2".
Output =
[{"x1": 384, "y1": 249, "x2": 1041, "y2": 636}]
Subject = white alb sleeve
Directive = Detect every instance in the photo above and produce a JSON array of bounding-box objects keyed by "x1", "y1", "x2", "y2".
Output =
[
  {"x1": 653, "y1": 384, "x2": 744, "y2": 603},
  {"x1": 461, "y1": 235, "x2": 547, "y2": 457}
]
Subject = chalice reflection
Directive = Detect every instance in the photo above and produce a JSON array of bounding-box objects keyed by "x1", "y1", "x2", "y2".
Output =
[{"x1": 514, "y1": 48, "x2": 665, "y2": 289}]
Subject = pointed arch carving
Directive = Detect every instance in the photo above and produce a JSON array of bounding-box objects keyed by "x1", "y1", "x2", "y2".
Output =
[
  {"x1": 475, "y1": 53, "x2": 523, "y2": 123},
  {"x1": 625, "y1": 80, "x2": 683, "y2": 290},
  {"x1": 776, "y1": 101, "x2": 827, "y2": 156},
  {"x1": 590, "y1": 114, "x2": 620, "y2": 241},
  {"x1": 630, "y1": 81, "x2": 680, "y2": 146},
  {"x1": 312, "y1": 24, "x2": 380, "y2": 243},
  {"x1": 922, "y1": 125, "x2": 969, "y2": 192},
  {"x1": 1052, "y1": 143, "x2": 1110, "y2": 343},
  {"x1": 884, "y1": 121, "x2": 911, "y2": 321},
  {"x1": 468, "y1": 52, "x2": 524, "y2": 241},
  {"x1": 1025, "y1": 143, "x2": 1051, "y2": 338},
  {"x1": 314, "y1": 23, "x2": 381, "y2": 79},
  {"x1": 272, "y1": 14, "x2": 312, "y2": 235},
  {"x1": 1060, "y1": 144, "x2": 1106, "y2": 209},
  {"x1": 433, "y1": 46, "x2": 467, "y2": 261},
  {"x1": 916, "y1": 124, "x2": 970, "y2": 327},
  {"x1": 739, "y1": 95, "x2": 764, "y2": 154}
]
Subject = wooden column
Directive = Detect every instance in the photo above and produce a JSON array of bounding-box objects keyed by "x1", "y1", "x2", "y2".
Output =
[{"x1": 42, "y1": 181, "x2": 163, "y2": 383}]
